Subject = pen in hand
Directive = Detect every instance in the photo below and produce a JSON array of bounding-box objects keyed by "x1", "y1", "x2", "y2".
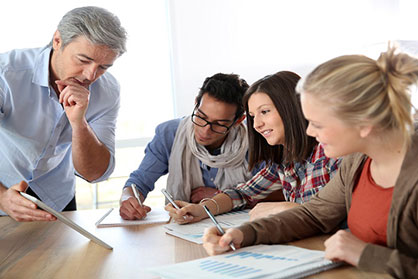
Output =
[
  {"x1": 202, "y1": 205, "x2": 236, "y2": 251},
  {"x1": 131, "y1": 184, "x2": 143, "y2": 207},
  {"x1": 161, "y1": 189, "x2": 179, "y2": 209},
  {"x1": 161, "y1": 189, "x2": 187, "y2": 220}
]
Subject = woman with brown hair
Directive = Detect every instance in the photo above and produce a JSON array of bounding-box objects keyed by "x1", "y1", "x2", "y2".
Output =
[
  {"x1": 166, "y1": 71, "x2": 340, "y2": 223},
  {"x1": 203, "y1": 47, "x2": 418, "y2": 278}
]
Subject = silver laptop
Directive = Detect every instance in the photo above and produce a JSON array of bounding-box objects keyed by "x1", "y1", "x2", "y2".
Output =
[{"x1": 20, "y1": 192, "x2": 113, "y2": 250}]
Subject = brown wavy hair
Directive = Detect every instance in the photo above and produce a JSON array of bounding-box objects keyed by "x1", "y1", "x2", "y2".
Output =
[{"x1": 244, "y1": 71, "x2": 317, "y2": 170}]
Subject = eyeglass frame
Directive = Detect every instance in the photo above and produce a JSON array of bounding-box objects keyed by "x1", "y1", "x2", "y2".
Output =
[{"x1": 191, "y1": 106, "x2": 237, "y2": 135}]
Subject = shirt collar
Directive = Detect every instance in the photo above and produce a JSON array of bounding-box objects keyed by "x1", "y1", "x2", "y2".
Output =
[
  {"x1": 282, "y1": 143, "x2": 322, "y2": 170},
  {"x1": 32, "y1": 45, "x2": 52, "y2": 89}
]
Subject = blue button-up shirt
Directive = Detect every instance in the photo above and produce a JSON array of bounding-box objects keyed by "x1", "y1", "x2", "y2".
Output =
[
  {"x1": 0, "y1": 46, "x2": 119, "y2": 214},
  {"x1": 125, "y1": 118, "x2": 257, "y2": 199}
]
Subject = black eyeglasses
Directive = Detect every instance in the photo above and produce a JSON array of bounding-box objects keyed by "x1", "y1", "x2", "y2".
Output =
[{"x1": 191, "y1": 109, "x2": 236, "y2": 134}]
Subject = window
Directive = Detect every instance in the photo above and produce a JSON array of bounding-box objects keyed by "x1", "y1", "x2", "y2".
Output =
[
  {"x1": 1, "y1": 1, "x2": 174, "y2": 209},
  {"x1": 3, "y1": 0, "x2": 418, "y2": 209}
]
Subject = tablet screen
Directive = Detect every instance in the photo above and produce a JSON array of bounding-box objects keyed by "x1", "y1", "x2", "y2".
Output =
[{"x1": 20, "y1": 192, "x2": 113, "y2": 250}]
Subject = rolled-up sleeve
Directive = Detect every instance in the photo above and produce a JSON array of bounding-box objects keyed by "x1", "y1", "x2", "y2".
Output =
[
  {"x1": 79, "y1": 74, "x2": 120, "y2": 183},
  {"x1": 88, "y1": 99, "x2": 119, "y2": 183},
  {"x1": 124, "y1": 119, "x2": 180, "y2": 198}
]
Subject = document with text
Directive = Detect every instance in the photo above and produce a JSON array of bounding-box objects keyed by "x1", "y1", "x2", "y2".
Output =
[
  {"x1": 146, "y1": 244, "x2": 340, "y2": 279},
  {"x1": 164, "y1": 210, "x2": 250, "y2": 244}
]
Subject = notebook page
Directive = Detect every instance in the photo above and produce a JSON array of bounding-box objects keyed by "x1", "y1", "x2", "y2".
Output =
[{"x1": 96, "y1": 207, "x2": 170, "y2": 228}]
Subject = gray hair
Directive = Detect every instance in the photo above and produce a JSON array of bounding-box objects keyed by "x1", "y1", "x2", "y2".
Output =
[{"x1": 50, "y1": 6, "x2": 127, "y2": 56}]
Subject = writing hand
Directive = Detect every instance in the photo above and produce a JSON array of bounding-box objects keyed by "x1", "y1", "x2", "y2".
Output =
[
  {"x1": 164, "y1": 200, "x2": 206, "y2": 224},
  {"x1": 202, "y1": 227, "x2": 243, "y2": 256},
  {"x1": 119, "y1": 187, "x2": 151, "y2": 220}
]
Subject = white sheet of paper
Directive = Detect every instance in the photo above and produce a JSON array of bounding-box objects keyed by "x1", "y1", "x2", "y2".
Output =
[
  {"x1": 164, "y1": 210, "x2": 250, "y2": 244},
  {"x1": 96, "y1": 207, "x2": 170, "y2": 228},
  {"x1": 145, "y1": 244, "x2": 340, "y2": 279}
]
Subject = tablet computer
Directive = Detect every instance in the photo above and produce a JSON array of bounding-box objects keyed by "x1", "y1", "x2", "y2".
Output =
[{"x1": 20, "y1": 192, "x2": 113, "y2": 250}]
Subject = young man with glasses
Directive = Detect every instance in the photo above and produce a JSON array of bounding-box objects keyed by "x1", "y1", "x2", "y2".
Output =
[{"x1": 119, "y1": 73, "x2": 254, "y2": 220}]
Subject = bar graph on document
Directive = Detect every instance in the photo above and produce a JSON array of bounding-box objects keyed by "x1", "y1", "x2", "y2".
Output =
[
  {"x1": 145, "y1": 244, "x2": 339, "y2": 279},
  {"x1": 198, "y1": 250, "x2": 299, "y2": 277},
  {"x1": 199, "y1": 259, "x2": 262, "y2": 277}
]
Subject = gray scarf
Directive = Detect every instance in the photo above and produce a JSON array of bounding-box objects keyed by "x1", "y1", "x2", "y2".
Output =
[{"x1": 166, "y1": 116, "x2": 252, "y2": 202}]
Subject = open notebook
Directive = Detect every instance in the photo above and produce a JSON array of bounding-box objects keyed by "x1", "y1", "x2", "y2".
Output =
[
  {"x1": 95, "y1": 207, "x2": 170, "y2": 228},
  {"x1": 145, "y1": 244, "x2": 341, "y2": 279}
]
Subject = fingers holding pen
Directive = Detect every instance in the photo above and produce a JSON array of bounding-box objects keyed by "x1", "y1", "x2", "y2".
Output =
[
  {"x1": 165, "y1": 201, "x2": 205, "y2": 224},
  {"x1": 203, "y1": 227, "x2": 244, "y2": 256},
  {"x1": 120, "y1": 196, "x2": 150, "y2": 220},
  {"x1": 165, "y1": 202, "x2": 191, "y2": 223}
]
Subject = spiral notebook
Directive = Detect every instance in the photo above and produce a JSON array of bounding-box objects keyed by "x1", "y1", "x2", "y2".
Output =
[
  {"x1": 145, "y1": 244, "x2": 341, "y2": 279},
  {"x1": 95, "y1": 207, "x2": 170, "y2": 228}
]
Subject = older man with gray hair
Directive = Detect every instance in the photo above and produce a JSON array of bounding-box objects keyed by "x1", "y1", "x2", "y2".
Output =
[{"x1": 0, "y1": 6, "x2": 127, "y2": 221}]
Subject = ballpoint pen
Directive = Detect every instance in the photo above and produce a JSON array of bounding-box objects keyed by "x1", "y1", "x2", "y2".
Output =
[
  {"x1": 131, "y1": 184, "x2": 143, "y2": 207},
  {"x1": 202, "y1": 205, "x2": 236, "y2": 251},
  {"x1": 161, "y1": 188, "x2": 187, "y2": 220},
  {"x1": 161, "y1": 188, "x2": 180, "y2": 209}
]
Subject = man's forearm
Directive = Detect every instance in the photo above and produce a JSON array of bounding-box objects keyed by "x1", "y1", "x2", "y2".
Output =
[{"x1": 71, "y1": 121, "x2": 111, "y2": 181}]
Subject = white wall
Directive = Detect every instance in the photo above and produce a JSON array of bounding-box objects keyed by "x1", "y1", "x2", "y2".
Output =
[
  {"x1": 2, "y1": 0, "x2": 417, "y2": 124},
  {"x1": 1, "y1": 0, "x2": 173, "y2": 140},
  {"x1": 168, "y1": 0, "x2": 417, "y2": 117}
]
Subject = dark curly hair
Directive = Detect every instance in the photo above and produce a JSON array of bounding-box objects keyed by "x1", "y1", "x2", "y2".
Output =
[{"x1": 195, "y1": 73, "x2": 249, "y2": 120}]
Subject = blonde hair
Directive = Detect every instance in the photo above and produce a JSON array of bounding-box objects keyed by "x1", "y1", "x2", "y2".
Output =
[{"x1": 300, "y1": 47, "x2": 418, "y2": 144}]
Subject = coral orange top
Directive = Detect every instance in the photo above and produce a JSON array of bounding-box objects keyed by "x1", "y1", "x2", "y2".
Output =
[{"x1": 347, "y1": 158, "x2": 394, "y2": 246}]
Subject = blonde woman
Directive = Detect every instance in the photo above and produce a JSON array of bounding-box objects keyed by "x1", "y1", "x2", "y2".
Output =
[{"x1": 203, "y1": 47, "x2": 418, "y2": 278}]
